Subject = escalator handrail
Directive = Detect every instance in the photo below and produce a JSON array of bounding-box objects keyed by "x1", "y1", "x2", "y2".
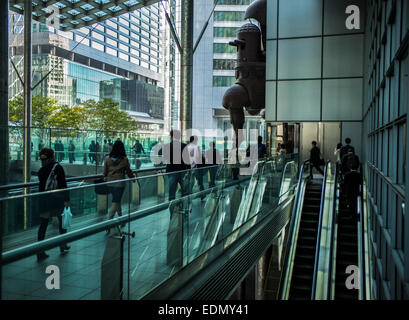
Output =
[
  {"x1": 277, "y1": 159, "x2": 309, "y2": 299},
  {"x1": 311, "y1": 160, "x2": 330, "y2": 299},
  {"x1": 357, "y1": 191, "x2": 366, "y2": 299},
  {"x1": 327, "y1": 162, "x2": 339, "y2": 299}
]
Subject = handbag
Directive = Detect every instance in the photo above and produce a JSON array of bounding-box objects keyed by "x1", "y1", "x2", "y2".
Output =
[
  {"x1": 94, "y1": 178, "x2": 109, "y2": 195},
  {"x1": 61, "y1": 207, "x2": 72, "y2": 230}
]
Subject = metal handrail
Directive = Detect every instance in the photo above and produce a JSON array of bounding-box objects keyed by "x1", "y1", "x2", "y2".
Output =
[
  {"x1": 277, "y1": 160, "x2": 309, "y2": 299},
  {"x1": 311, "y1": 160, "x2": 330, "y2": 299},
  {"x1": 1, "y1": 175, "x2": 251, "y2": 265},
  {"x1": 357, "y1": 192, "x2": 366, "y2": 300},
  {"x1": 327, "y1": 162, "x2": 339, "y2": 299},
  {"x1": 0, "y1": 165, "x2": 166, "y2": 192}
]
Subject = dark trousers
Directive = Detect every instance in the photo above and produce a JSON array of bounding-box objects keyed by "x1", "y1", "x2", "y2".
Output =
[
  {"x1": 208, "y1": 167, "x2": 217, "y2": 187},
  {"x1": 310, "y1": 162, "x2": 324, "y2": 177},
  {"x1": 168, "y1": 172, "x2": 186, "y2": 201},
  {"x1": 38, "y1": 216, "x2": 67, "y2": 243},
  {"x1": 189, "y1": 169, "x2": 204, "y2": 194}
]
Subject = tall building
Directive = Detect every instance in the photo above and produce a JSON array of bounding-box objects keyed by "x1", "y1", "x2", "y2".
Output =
[
  {"x1": 8, "y1": 4, "x2": 165, "y2": 133},
  {"x1": 161, "y1": 0, "x2": 181, "y2": 133},
  {"x1": 192, "y1": 0, "x2": 262, "y2": 137}
]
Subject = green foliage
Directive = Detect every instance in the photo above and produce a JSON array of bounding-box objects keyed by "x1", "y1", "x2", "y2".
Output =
[
  {"x1": 83, "y1": 98, "x2": 138, "y2": 134},
  {"x1": 9, "y1": 94, "x2": 59, "y2": 127},
  {"x1": 8, "y1": 96, "x2": 138, "y2": 136}
]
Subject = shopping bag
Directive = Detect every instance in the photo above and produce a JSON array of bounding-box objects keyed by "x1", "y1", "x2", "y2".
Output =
[{"x1": 61, "y1": 207, "x2": 73, "y2": 230}]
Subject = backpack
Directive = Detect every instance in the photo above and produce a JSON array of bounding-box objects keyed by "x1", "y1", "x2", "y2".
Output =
[
  {"x1": 45, "y1": 163, "x2": 59, "y2": 191},
  {"x1": 343, "y1": 153, "x2": 360, "y2": 171}
]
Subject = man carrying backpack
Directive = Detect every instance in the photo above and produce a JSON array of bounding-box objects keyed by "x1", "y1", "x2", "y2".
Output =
[
  {"x1": 37, "y1": 148, "x2": 70, "y2": 261},
  {"x1": 340, "y1": 138, "x2": 358, "y2": 175}
]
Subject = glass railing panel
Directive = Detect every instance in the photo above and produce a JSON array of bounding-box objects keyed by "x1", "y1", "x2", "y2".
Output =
[
  {"x1": 1, "y1": 155, "x2": 300, "y2": 300},
  {"x1": 1, "y1": 229, "x2": 111, "y2": 300}
]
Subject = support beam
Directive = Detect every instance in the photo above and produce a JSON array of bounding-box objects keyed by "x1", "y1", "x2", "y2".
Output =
[
  {"x1": 23, "y1": 0, "x2": 32, "y2": 230},
  {"x1": 179, "y1": 0, "x2": 193, "y2": 140},
  {"x1": 0, "y1": 0, "x2": 9, "y2": 300}
]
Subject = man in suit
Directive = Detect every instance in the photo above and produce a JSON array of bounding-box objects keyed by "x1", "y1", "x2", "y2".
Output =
[
  {"x1": 309, "y1": 141, "x2": 324, "y2": 178},
  {"x1": 161, "y1": 130, "x2": 189, "y2": 201},
  {"x1": 340, "y1": 138, "x2": 355, "y2": 168},
  {"x1": 343, "y1": 158, "x2": 362, "y2": 217}
]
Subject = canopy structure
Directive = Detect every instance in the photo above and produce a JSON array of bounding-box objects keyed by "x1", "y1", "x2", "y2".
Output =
[{"x1": 9, "y1": 0, "x2": 161, "y2": 31}]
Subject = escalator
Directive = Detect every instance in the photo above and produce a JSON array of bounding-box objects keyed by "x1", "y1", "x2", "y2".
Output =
[
  {"x1": 288, "y1": 180, "x2": 323, "y2": 299},
  {"x1": 279, "y1": 160, "x2": 368, "y2": 300},
  {"x1": 334, "y1": 183, "x2": 359, "y2": 299}
]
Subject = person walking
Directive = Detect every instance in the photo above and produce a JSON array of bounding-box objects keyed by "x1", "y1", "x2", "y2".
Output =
[
  {"x1": 334, "y1": 142, "x2": 343, "y2": 164},
  {"x1": 187, "y1": 136, "x2": 204, "y2": 195},
  {"x1": 309, "y1": 141, "x2": 324, "y2": 178},
  {"x1": 103, "y1": 140, "x2": 135, "y2": 224},
  {"x1": 36, "y1": 148, "x2": 70, "y2": 261},
  {"x1": 205, "y1": 141, "x2": 222, "y2": 187},
  {"x1": 132, "y1": 140, "x2": 145, "y2": 169},
  {"x1": 343, "y1": 159, "x2": 362, "y2": 217},
  {"x1": 257, "y1": 136, "x2": 267, "y2": 159},
  {"x1": 89, "y1": 140, "x2": 96, "y2": 164},
  {"x1": 96, "y1": 141, "x2": 101, "y2": 165},
  {"x1": 161, "y1": 130, "x2": 189, "y2": 201},
  {"x1": 340, "y1": 138, "x2": 355, "y2": 162},
  {"x1": 103, "y1": 139, "x2": 110, "y2": 158},
  {"x1": 68, "y1": 140, "x2": 75, "y2": 164}
]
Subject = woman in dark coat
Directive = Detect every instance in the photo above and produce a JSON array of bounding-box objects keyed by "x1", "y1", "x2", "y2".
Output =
[{"x1": 37, "y1": 148, "x2": 70, "y2": 261}]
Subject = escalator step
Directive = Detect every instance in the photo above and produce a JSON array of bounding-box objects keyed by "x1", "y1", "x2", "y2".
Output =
[{"x1": 294, "y1": 253, "x2": 314, "y2": 263}]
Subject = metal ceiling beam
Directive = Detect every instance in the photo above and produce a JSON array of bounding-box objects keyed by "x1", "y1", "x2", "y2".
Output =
[{"x1": 9, "y1": 0, "x2": 161, "y2": 31}]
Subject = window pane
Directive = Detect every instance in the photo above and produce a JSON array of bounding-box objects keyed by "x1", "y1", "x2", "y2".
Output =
[
  {"x1": 323, "y1": 34, "x2": 364, "y2": 77},
  {"x1": 266, "y1": 0, "x2": 277, "y2": 39},
  {"x1": 322, "y1": 78, "x2": 363, "y2": 121},
  {"x1": 266, "y1": 40, "x2": 277, "y2": 80},
  {"x1": 278, "y1": 38, "x2": 321, "y2": 79},
  {"x1": 279, "y1": 0, "x2": 322, "y2": 38},
  {"x1": 214, "y1": 27, "x2": 237, "y2": 38},
  {"x1": 213, "y1": 76, "x2": 236, "y2": 87},
  {"x1": 213, "y1": 43, "x2": 237, "y2": 54},
  {"x1": 214, "y1": 11, "x2": 245, "y2": 22},
  {"x1": 277, "y1": 80, "x2": 321, "y2": 120}
]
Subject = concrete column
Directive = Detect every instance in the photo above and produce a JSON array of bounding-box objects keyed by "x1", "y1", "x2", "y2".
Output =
[
  {"x1": 179, "y1": 0, "x2": 193, "y2": 140},
  {"x1": 0, "y1": 0, "x2": 9, "y2": 300}
]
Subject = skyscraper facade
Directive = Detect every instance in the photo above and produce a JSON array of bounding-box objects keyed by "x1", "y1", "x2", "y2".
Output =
[
  {"x1": 192, "y1": 0, "x2": 263, "y2": 137},
  {"x1": 9, "y1": 3, "x2": 165, "y2": 133}
]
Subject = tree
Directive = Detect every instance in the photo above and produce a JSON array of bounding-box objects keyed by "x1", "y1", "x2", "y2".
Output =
[
  {"x1": 9, "y1": 94, "x2": 60, "y2": 143},
  {"x1": 9, "y1": 94, "x2": 59, "y2": 128},
  {"x1": 84, "y1": 98, "x2": 138, "y2": 134}
]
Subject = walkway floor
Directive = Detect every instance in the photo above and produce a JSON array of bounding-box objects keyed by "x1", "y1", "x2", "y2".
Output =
[{"x1": 2, "y1": 181, "x2": 243, "y2": 300}]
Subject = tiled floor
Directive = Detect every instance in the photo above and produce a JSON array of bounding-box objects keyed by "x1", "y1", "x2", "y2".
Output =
[{"x1": 2, "y1": 180, "x2": 247, "y2": 300}]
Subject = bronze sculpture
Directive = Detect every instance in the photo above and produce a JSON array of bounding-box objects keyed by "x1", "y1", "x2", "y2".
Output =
[{"x1": 221, "y1": 0, "x2": 266, "y2": 164}]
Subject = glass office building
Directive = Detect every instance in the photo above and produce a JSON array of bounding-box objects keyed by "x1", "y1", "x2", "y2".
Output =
[
  {"x1": 192, "y1": 0, "x2": 263, "y2": 135},
  {"x1": 8, "y1": 3, "x2": 164, "y2": 133}
]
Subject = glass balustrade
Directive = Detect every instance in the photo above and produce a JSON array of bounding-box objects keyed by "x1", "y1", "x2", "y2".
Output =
[{"x1": 1, "y1": 155, "x2": 299, "y2": 300}]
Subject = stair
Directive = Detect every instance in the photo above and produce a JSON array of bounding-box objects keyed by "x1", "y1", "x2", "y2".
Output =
[{"x1": 288, "y1": 180, "x2": 323, "y2": 300}]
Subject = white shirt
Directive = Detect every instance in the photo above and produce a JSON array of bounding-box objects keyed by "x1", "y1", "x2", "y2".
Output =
[{"x1": 187, "y1": 143, "x2": 202, "y2": 169}]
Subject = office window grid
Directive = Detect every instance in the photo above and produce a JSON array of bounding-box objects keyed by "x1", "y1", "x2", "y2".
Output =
[
  {"x1": 363, "y1": 0, "x2": 409, "y2": 300},
  {"x1": 69, "y1": 6, "x2": 160, "y2": 72}
]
